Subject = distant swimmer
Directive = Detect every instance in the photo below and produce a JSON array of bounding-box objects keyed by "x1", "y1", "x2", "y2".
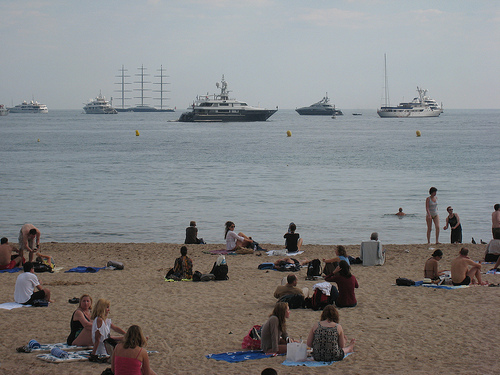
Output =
[{"x1": 396, "y1": 208, "x2": 406, "y2": 217}]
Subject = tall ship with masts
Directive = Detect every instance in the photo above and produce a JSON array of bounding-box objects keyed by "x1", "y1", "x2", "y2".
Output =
[{"x1": 114, "y1": 65, "x2": 174, "y2": 112}]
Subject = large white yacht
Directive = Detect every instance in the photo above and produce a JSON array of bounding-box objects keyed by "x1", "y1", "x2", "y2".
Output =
[
  {"x1": 377, "y1": 87, "x2": 443, "y2": 118},
  {"x1": 0, "y1": 105, "x2": 9, "y2": 116},
  {"x1": 9, "y1": 100, "x2": 48, "y2": 113},
  {"x1": 295, "y1": 94, "x2": 343, "y2": 116},
  {"x1": 178, "y1": 76, "x2": 277, "y2": 122},
  {"x1": 83, "y1": 92, "x2": 118, "y2": 114}
]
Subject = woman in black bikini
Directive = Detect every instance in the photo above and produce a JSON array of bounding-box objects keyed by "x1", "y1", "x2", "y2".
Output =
[{"x1": 67, "y1": 294, "x2": 93, "y2": 346}]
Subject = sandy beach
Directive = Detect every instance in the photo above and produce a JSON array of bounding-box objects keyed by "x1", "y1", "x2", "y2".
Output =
[{"x1": 0, "y1": 242, "x2": 498, "y2": 375}]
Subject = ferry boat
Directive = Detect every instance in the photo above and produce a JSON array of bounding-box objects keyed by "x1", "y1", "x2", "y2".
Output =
[
  {"x1": 178, "y1": 76, "x2": 277, "y2": 122},
  {"x1": 295, "y1": 94, "x2": 343, "y2": 116},
  {"x1": 0, "y1": 105, "x2": 8, "y2": 116},
  {"x1": 377, "y1": 87, "x2": 443, "y2": 118},
  {"x1": 83, "y1": 92, "x2": 118, "y2": 114},
  {"x1": 9, "y1": 100, "x2": 48, "y2": 113}
]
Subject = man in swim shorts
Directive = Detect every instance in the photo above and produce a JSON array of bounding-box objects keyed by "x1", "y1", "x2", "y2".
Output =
[
  {"x1": 0, "y1": 237, "x2": 23, "y2": 270},
  {"x1": 492, "y1": 204, "x2": 500, "y2": 239},
  {"x1": 450, "y1": 248, "x2": 486, "y2": 286},
  {"x1": 18, "y1": 224, "x2": 41, "y2": 263}
]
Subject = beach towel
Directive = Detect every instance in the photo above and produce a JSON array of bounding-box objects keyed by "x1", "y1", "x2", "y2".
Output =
[
  {"x1": 282, "y1": 353, "x2": 352, "y2": 367},
  {"x1": 486, "y1": 269, "x2": 500, "y2": 275},
  {"x1": 64, "y1": 266, "x2": 106, "y2": 273},
  {"x1": 17, "y1": 341, "x2": 92, "y2": 353},
  {"x1": 0, "y1": 302, "x2": 32, "y2": 310},
  {"x1": 206, "y1": 350, "x2": 280, "y2": 363},
  {"x1": 266, "y1": 250, "x2": 304, "y2": 256},
  {"x1": 397, "y1": 281, "x2": 469, "y2": 290},
  {"x1": 0, "y1": 267, "x2": 22, "y2": 273},
  {"x1": 36, "y1": 350, "x2": 92, "y2": 363}
]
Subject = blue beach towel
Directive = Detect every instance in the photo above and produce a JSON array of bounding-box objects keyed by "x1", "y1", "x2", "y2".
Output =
[
  {"x1": 65, "y1": 266, "x2": 105, "y2": 273},
  {"x1": 0, "y1": 267, "x2": 22, "y2": 273},
  {"x1": 283, "y1": 353, "x2": 352, "y2": 367},
  {"x1": 206, "y1": 350, "x2": 280, "y2": 363}
]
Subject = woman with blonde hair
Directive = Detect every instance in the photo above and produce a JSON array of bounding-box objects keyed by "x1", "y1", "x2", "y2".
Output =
[
  {"x1": 307, "y1": 305, "x2": 355, "y2": 362},
  {"x1": 90, "y1": 299, "x2": 125, "y2": 360},
  {"x1": 260, "y1": 302, "x2": 292, "y2": 354},
  {"x1": 67, "y1": 294, "x2": 93, "y2": 346},
  {"x1": 111, "y1": 325, "x2": 157, "y2": 375}
]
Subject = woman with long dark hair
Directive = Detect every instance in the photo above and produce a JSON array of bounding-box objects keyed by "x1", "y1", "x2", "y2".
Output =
[{"x1": 325, "y1": 260, "x2": 358, "y2": 308}]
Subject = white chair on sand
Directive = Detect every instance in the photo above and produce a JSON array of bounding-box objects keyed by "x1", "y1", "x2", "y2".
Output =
[{"x1": 360, "y1": 241, "x2": 385, "y2": 266}]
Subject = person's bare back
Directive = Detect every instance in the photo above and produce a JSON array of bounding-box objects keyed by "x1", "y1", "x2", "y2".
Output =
[{"x1": 450, "y1": 248, "x2": 484, "y2": 285}]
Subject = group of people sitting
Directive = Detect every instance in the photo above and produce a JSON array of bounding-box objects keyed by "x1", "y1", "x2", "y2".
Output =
[
  {"x1": 260, "y1": 302, "x2": 355, "y2": 362},
  {"x1": 67, "y1": 295, "x2": 157, "y2": 374}
]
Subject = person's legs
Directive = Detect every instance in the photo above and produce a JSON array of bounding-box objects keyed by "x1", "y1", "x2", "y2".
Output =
[
  {"x1": 343, "y1": 338, "x2": 356, "y2": 355},
  {"x1": 426, "y1": 216, "x2": 433, "y2": 243},
  {"x1": 432, "y1": 216, "x2": 440, "y2": 243},
  {"x1": 297, "y1": 238, "x2": 303, "y2": 251},
  {"x1": 468, "y1": 266, "x2": 486, "y2": 285}
]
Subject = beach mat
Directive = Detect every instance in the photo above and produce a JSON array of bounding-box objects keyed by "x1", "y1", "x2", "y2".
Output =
[
  {"x1": 17, "y1": 341, "x2": 92, "y2": 353},
  {"x1": 0, "y1": 302, "x2": 32, "y2": 310},
  {"x1": 36, "y1": 350, "x2": 92, "y2": 363},
  {"x1": 0, "y1": 267, "x2": 22, "y2": 273},
  {"x1": 282, "y1": 353, "x2": 352, "y2": 367},
  {"x1": 266, "y1": 250, "x2": 304, "y2": 256},
  {"x1": 206, "y1": 350, "x2": 280, "y2": 363},
  {"x1": 64, "y1": 266, "x2": 106, "y2": 273}
]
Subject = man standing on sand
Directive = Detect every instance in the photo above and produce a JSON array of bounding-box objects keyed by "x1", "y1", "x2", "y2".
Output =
[
  {"x1": 0, "y1": 237, "x2": 24, "y2": 270},
  {"x1": 18, "y1": 224, "x2": 40, "y2": 263},
  {"x1": 450, "y1": 248, "x2": 486, "y2": 286},
  {"x1": 492, "y1": 204, "x2": 500, "y2": 239},
  {"x1": 14, "y1": 262, "x2": 52, "y2": 304}
]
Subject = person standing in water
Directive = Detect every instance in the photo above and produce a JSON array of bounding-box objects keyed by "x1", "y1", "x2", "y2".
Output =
[{"x1": 426, "y1": 187, "x2": 440, "y2": 244}]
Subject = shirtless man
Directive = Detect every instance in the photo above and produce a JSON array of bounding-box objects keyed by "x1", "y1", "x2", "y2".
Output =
[
  {"x1": 396, "y1": 208, "x2": 406, "y2": 217},
  {"x1": 0, "y1": 237, "x2": 23, "y2": 270},
  {"x1": 492, "y1": 204, "x2": 500, "y2": 239},
  {"x1": 18, "y1": 224, "x2": 41, "y2": 263},
  {"x1": 450, "y1": 248, "x2": 486, "y2": 286}
]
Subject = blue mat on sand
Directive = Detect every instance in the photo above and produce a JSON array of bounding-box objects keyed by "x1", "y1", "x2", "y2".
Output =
[
  {"x1": 409, "y1": 280, "x2": 469, "y2": 290},
  {"x1": 206, "y1": 350, "x2": 282, "y2": 363},
  {"x1": 0, "y1": 267, "x2": 22, "y2": 273},
  {"x1": 283, "y1": 353, "x2": 352, "y2": 367},
  {"x1": 64, "y1": 266, "x2": 105, "y2": 273}
]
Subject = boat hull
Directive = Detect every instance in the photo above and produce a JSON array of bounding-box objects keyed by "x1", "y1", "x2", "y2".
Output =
[
  {"x1": 178, "y1": 109, "x2": 277, "y2": 122},
  {"x1": 296, "y1": 108, "x2": 343, "y2": 116},
  {"x1": 377, "y1": 107, "x2": 442, "y2": 118}
]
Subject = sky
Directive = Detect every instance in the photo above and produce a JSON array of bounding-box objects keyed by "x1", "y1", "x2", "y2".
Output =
[{"x1": 1, "y1": 0, "x2": 499, "y2": 110}]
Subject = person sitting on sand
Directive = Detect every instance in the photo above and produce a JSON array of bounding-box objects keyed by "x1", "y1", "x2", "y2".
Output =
[
  {"x1": 424, "y1": 249, "x2": 446, "y2": 282},
  {"x1": 450, "y1": 248, "x2": 487, "y2": 286},
  {"x1": 485, "y1": 239, "x2": 500, "y2": 262},
  {"x1": 185, "y1": 221, "x2": 205, "y2": 244},
  {"x1": 396, "y1": 208, "x2": 406, "y2": 217},
  {"x1": 90, "y1": 299, "x2": 125, "y2": 359},
  {"x1": 67, "y1": 294, "x2": 94, "y2": 346},
  {"x1": 284, "y1": 222, "x2": 303, "y2": 253},
  {"x1": 111, "y1": 325, "x2": 157, "y2": 375},
  {"x1": 260, "y1": 302, "x2": 294, "y2": 355},
  {"x1": 323, "y1": 245, "x2": 350, "y2": 275},
  {"x1": 171, "y1": 246, "x2": 193, "y2": 280},
  {"x1": 307, "y1": 305, "x2": 356, "y2": 362},
  {"x1": 274, "y1": 274, "x2": 308, "y2": 299},
  {"x1": 14, "y1": 262, "x2": 52, "y2": 304},
  {"x1": 325, "y1": 260, "x2": 358, "y2": 308},
  {"x1": 0, "y1": 237, "x2": 23, "y2": 270},
  {"x1": 224, "y1": 221, "x2": 255, "y2": 251}
]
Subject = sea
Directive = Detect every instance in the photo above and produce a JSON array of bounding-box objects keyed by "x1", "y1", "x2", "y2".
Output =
[{"x1": 0, "y1": 109, "x2": 498, "y2": 246}]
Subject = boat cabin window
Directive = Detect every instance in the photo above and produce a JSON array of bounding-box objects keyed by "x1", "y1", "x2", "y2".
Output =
[
  {"x1": 199, "y1": 102, "x2": 213, "y2": 107},
  {"x1": 219, "y1": 103, "x2": 229, "y2": 106}
]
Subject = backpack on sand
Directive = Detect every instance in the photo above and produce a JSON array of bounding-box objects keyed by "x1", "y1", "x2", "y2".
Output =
[
  {"x1": 311, "y1": 287, "x2": 334, "y2": 311},
  {"x1": 306, "y1": 259, "x2": 322, "y2": 280},
  {"x1": 210, "y1": 262, "x2": 229, "y2": 280}
]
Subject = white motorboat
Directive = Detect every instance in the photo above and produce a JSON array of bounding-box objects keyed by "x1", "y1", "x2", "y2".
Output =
[
  {"x1": 83, "y1": 92, "x2": 118, "y2": 114},
  {"x1": 178, "y1": 76, "x2": 277, "y2": 122},
  {"x1": 0, "y1": 104, "x2": 9, "y2": 116},
  {"x1": 9, "y1": 100, "x2": 48, "y2": 113}
]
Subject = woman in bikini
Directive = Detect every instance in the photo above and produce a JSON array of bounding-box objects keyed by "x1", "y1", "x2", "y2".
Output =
[
  {"x1": 67, "y1": 294, "x2": 94, "y2": 346},
  {"x1": 111, "y1": 325, "x2": 157, "y2": 375},
  {"x1": 426, "y1": 187, "x2": 440, "y2": 244}
]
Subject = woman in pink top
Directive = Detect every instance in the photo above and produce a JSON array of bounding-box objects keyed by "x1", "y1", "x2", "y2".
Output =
[{"x1": 111, "y1": 325, "x2": 157, "y2": 375}]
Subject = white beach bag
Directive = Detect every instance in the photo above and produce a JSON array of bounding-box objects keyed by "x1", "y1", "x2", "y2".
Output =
[{"x1": 286, "y1": 341, "x2": 307, "y2": 362}]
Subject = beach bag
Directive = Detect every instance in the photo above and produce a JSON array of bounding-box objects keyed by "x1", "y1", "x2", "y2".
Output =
[
  {"x1": 396, "y1": 277, "x2": 415, "y2": 286},
  {"x1": 200, "y1": 273, "x2": 215, "y2": 282},
  {"x1": 286, "y1": 341, "x2": 307, "y2": 362},
  {"x1": 306, "y1": 259, "x2": 322, "y2": 279},
  {"x1": 278, "y1": 294, "x2": 304, "y2": 309},
  {"x1": 211, "y1": 262, "x2": 229, "y2": 280},
  {"x1": 107, "y1": 260, "x2": 124, "y2": 270},
  {"x1": 192, "y1": 271, "x2": 202, "y2": 282},
  {"x1": 311, "y1": 287, "x2": 332, "y2": 311},
  {"x1": 32, "y1": 261, "x2": 53, "y2": 273},
  {"x1": 241, "y1": 325, "x2": 262, "y2": 350}
]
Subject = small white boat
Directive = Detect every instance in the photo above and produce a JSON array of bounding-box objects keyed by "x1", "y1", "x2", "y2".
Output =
[
  {"x1": 83, "y1": 92, "x2": 118, "y2": 114},
  {"x1": 9, "y1": 100, "x2": 48, "y2": 113},
  {"x1": 0, "y1": 104, "x2": 9, "y2": 116}
]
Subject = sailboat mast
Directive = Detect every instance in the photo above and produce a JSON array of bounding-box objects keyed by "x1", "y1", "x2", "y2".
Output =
[
  {"x1": 383, "y1": 53, "x2": 390, "y2": 107},
  {"x1": 154, "y1": 65, "x2": 171, "y2": 110},
  {"x1": 115, "y1": 65, "x2": 131, "y2": 110}
]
